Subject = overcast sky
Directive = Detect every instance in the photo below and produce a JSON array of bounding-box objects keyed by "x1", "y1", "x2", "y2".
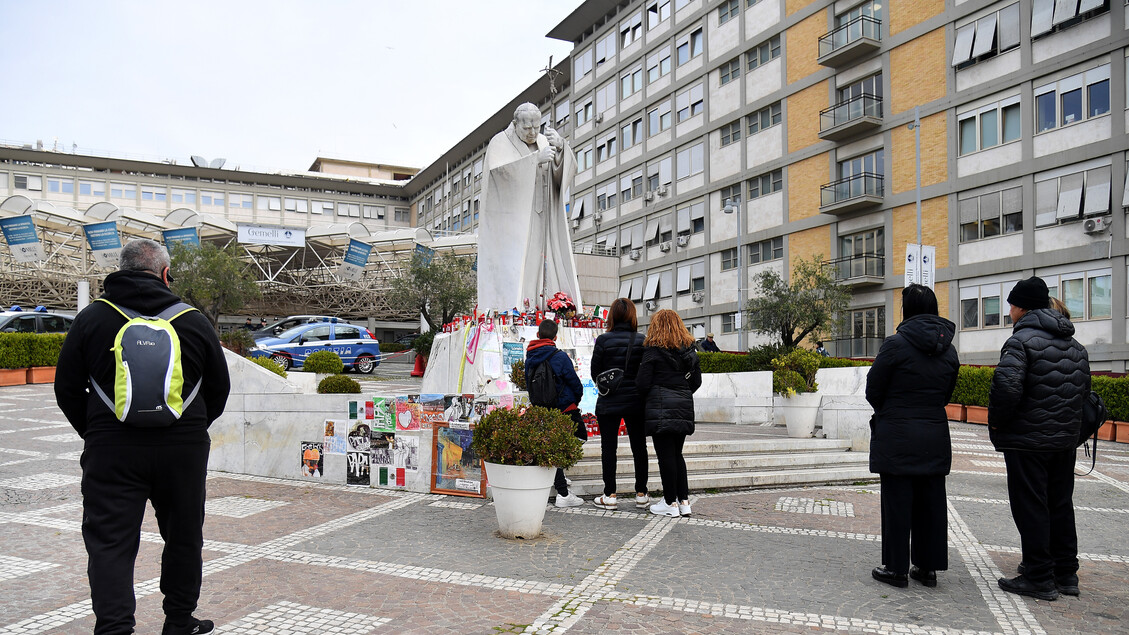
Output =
[{"x1": 0, "y1": 0, "x2": 576, "y2": 173}]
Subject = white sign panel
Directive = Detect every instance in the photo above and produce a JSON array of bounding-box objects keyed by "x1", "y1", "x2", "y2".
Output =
[
  {"x1": 920, "y1": 245, "x2": 935, "y2": 289},
  {"x1": 904, "y1": 243, "x2": 936, "y2": 289},
  {"x1": 904, "y1": 243, "x2": 920, "y2": 287},
  {"x1": 237, "y1": 224, "x2": 305, "y2": 247}
]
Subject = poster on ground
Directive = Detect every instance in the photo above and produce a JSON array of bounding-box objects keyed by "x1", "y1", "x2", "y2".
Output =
[{"x1": 430, "y1": 423, "x2": 484, "y2": 498}]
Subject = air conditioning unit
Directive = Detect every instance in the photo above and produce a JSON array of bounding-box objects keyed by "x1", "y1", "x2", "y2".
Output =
[
  {"x1": 629, "y1": 248, "x2": 641, "y2": 260},
  {"x1": 593, "y1": 212, "x2": 603, "y2": 223},
  {"x1": 677, "y1": 235, "x2": 690, "y2": 247},
  {"x1": 595, "y1": 113, "x2": 604, "y2": 124},
  {"x1": 691, "y1": 291, "x2": 704, "y2": 303},
  {"x1": 658, "y1": 241, "x2": 671, "y2": 252},
  {"x1": 657, "y1": 185, "x2": 668, "y2": 196},
  {"x1": 644, "y1": 191, "x2": 655, "y2": 202},
  {"x1": 1082, "y1": 217, "x2": 1109, "y2": 234},
  {"x1": 571, "y1": 218, "x2": 580, "y2": 229},
  {"x1": 644, "y1": 299, "x2": 658, "y2": 311}
]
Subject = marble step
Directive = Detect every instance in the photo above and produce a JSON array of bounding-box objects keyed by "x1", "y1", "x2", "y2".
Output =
[
  {"x1": 568, "y1": 466, "x2": 876, "y2": 497},
  {"x1": 580, "y1": 436, "x2": 855, "y2": 459},
  {"x1": 565, "y1": 450, "x2": 869, "y2": 478}
]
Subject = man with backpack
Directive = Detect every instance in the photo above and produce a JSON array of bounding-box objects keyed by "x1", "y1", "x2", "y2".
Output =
[
  {"x1": 55, "y1": 238, "x2": 230, "y2": 635},
  {"x1": 524, "y1": 319, "x2": 586, "y2": 507}
]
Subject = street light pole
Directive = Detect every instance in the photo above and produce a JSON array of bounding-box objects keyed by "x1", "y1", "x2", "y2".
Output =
[{"x1": 723, "y1": 198, "x2": 744, "y2": 352}]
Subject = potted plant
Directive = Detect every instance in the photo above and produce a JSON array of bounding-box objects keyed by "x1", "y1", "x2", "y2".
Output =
[
  {"x1": 470, "y1": 405, "x2": 584, "y2": 539},
  {"x1": 772, "y1": 348, "x2": 821, "y2": 438},
  {"x1": 26, "y1": 333, "x2": 65, "y2": 384},
  {"x1": 0, "y1": 333, "x2": 31, "y2": 387}
]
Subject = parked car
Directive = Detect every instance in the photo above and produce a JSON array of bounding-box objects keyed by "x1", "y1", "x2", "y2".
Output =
[
  {"x1": 252, "y1": 315, "x2": 351, "y2": 341},
  {"x1": 0, "y1": 306, "x2": 73, "y2": 334},
  {"x1": 248, "y1": 321, "x2": 381, "y2": 373},
  {"x1": 394, "y1": 332, "x2": 420, "y2": 347}
]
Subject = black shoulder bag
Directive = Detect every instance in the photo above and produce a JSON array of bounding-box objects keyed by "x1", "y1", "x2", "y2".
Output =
[
  {"x1": 1077, "y1": 390, "x2": 1110, "y2": 476},
  {"x1": 594, "y1": 332, "x2": 637, "y2": 397}
]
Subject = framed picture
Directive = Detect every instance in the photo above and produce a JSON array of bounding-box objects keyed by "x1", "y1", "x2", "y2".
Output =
[{"x1": 430, "y1": 422, "x2": 486, "y2": 498}]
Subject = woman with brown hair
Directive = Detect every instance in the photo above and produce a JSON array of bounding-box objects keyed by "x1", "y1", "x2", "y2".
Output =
[
  {"x1": 635, "y1": 309, "x2": 702, "y2": 517},
  {"x1": 589, "y1": 298, "x2": 648, "y2": 510}
]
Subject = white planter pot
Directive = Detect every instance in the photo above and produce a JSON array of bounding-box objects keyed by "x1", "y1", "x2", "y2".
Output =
[
  {"x1": 776, "y1": 392, "x2": 821, "y2": 438},
  {"x1": 483, "y1": 462, "x2": 557, "y2": 539}
]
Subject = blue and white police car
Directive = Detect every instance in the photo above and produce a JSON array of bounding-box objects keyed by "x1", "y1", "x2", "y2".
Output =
[{"x1": 248, "y1": 319, "x2": 381, "y2": 374}]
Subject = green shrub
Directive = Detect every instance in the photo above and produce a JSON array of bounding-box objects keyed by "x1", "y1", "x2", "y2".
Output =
[
  {"x1": 1093, "y1": 375, "x2": 1129, "y2": 422},
  {"x1": 745, "y1": 343, "x2": 790, "y2": 372},
  {"x1": 950, "y1": 365, "x2": 994, "y2": 407},
  {"x1": 819, "y1": 356, "x2": 872, "y2": 368},
  {"x1": 317, "y1": 374, "x2": 361, "y2": 394},
  {"x1": 698, "y1": 351, "x2": 750, "y2": 374},
  {"x1": 412, "y1": 331, "x2": 435, "y2": 357},
  {"x1": 470, "y1": 405, "x2": 583, "y2": 468},
  {"x1": 771, "y1": 348, "x2": 821, "y2": 396},
  {"x1": 510, "y1": 358, "x2": 527, "y2": 391},
  {"x1": 250, "y1": 355, "x2": 288, "y2": 377},
  {"x1": 773, "y1": 369, "x2": 810, "y2": 395},
  {"x1": 27, "y1": 334, "x2": 65, "y2": 367},
  {"x1": 0, "y1": 333, "x2": 33, "y2": 369},
  {"x1": 379, "y1": 342, "x2": 408, "y2": 353},
  {"x1": 219, "y1": 329, "x2": 256, "y2": 356},
  {"x1": 303, "y1": 350, "x2": 344, "y2": 374}
]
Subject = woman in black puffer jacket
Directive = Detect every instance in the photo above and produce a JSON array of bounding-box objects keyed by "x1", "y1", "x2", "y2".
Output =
[
  {"x1": 589, "y1": 298, "x2": 649, "y2": 511},
  {"x1": 636, "y1": 309, "x2": 702, "y2": 517},
  {"x1": 866, "y1": 284, "x2": 960, "y2": 589}
]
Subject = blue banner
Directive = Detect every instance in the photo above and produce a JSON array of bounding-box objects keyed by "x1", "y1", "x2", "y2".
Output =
[
  {"x1": 0, "y1": 216, "x2": 46, "y2": 262},
  {"x1": 343, "y1": 239, "x2": 372, "y2": 268},
  {"x1": 83, "y1": 221, "x2": 121, "y2": 251},
  {"x1": 163, "y1": 227, "x2": 200, "y2": 248},
  {"x1": 414, "y1": 243, "x2": 435, "y2": 265}
]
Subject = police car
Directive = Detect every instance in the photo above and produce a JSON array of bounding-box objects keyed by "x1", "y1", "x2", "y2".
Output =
[
  {"x1": 0, "y1": 306, "x2": 73, "y2": 334},
  {"x1": 248, "y1": 320, "x2": 381, "y2": 374}
]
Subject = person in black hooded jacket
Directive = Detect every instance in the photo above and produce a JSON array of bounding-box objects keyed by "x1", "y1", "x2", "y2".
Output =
[
  {"x1": 54, "y1": 239, "x2": 229, "y2": 635},
  {"x1": 636, "y1": 309, "x2": 702, "y2": 517},
  {"x1": 989, "y1": 276, "x2": 1089, "y2": 601},
  {"x1": 589, "y1": 298, "x2": 648, "y2": 510},
  {"x1": 866, "y1": 284, "x2": 959, "y2": 589}
]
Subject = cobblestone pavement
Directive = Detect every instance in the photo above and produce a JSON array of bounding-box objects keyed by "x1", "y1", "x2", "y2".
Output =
[{"x1": 2, "y1": 383, "x2": 1127, "y2": 634}]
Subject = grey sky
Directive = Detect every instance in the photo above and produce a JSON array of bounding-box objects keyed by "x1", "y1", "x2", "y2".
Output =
[{"x1": 0, "y1": 0, "x2": 575, "y2": 173}]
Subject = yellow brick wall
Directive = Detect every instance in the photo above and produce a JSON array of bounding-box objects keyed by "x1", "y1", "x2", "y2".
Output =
[
  {"x1": 889, "y1": 0, "x2": 944, "y2": 36},
  {"x1": 786, "y1": 12, "x2": 826, "y2": 84},
  {"x1": 889, "y1": 28, "x2": 947, "y2": 115},
  {"x1": 787, "y1": 226, "x2": 831, "y2": 277},
  {"x1": 785, "y1": 0, "x2": 814, "y2": 17},
  {"x1": 891, "y1": 111, "x2": 947, "y2": 195},
  {"x1": 787, "y1": 153, "x2": 827, "y2": 223},
  {"x1": 890, "y1": 197, "x2": 950, "y2": 274},
  {"x1": 787, "y1": 80, "x2": 828, "y2": 154}
]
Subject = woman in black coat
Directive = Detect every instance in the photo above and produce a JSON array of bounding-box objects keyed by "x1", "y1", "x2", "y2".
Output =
[
  {"x1": 589, "y1": 298, "x2": 648, "y2": 510},
  {"x1": 866, "y1": 284, "x2": 960, "y2": 588},
  {"x1": 636, "y1": 309, "x2": 702, "y2": 517}
]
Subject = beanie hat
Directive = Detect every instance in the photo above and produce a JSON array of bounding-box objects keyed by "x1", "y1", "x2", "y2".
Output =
[{"x1": 1007, "y1": 276, "x2": 1049, "y2": 311}]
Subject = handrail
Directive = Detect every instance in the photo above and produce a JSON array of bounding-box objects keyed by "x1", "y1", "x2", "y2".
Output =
[
  {"x1": 819, "y1": 93, "x2": 883, "y2": 130},
  {"x1": 820, "y1": 172, "x2": 884, "y2": 206},
  {"x1": 818, "y1": 15, "x2": 882, "y2": 58}
]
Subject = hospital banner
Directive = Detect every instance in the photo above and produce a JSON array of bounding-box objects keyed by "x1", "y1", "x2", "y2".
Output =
[
  {"x1": 339, "y1": 238, "x2": 372, "y2": 281},
  {"x1": 238, "y1": 224, "x2": 305, "y2": 247},
  {"x1": 83, "y1": 221, "x2": 123, "y2": 268},
  {"x1": 163, "y1": 227, "x2": 201, "y2": 248},
  {"x1": 0, "y1": 216, "x2": 46, "y2": 263}
]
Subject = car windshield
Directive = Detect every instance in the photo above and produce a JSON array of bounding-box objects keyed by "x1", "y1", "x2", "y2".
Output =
[{"x1": 275, "y1": 325, "x2": 308, "y2": 341}]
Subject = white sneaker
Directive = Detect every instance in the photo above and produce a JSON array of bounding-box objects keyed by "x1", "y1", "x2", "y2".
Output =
[
  {"x1": 635, "y1": 494, "x2": 651, "y2": 509},
  {"x1": 565, "y1": 477, "x2": 572, "y2": 486},
  {"x1": 649, "y1": 500, "x2": 681, "y2": 517},
  {"x1": 555, "y1": 491, "x2": 584, "y2": 508},
  {"x1": 592, "y1": 494, "x2": 618, "y2": 510},
  {"x1": 678, "y1": 502, "x2": 691, "y2": 517}
]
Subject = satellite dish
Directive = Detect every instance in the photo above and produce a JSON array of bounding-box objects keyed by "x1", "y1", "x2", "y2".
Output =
[
  {"x1": 209, "y1": 158, "x2": 226, "y2": 169},
  {"x1": 190, "y1": 155, "x2": 208, "y2": 167}
]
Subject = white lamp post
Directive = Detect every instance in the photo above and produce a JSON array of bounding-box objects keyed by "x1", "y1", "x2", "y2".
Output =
[{"x1": 723, "y1": 198, "x2": 745, "y2": 352}]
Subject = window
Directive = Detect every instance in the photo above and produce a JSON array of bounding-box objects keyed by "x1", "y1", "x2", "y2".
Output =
[
  {"x1": 200, "y1": 191, "x2": 224, "y2": 206},
  {"x1": 110, "y1": 182, "x2": 135, "y2": 199},
  {"x1": 1032, "y1": 0, "x2": 1111, "y2": 38},
  {"x1": 47, "y1": 177, "x2": 74, "y2": 194},
  {"x1": 676, "y1": 142, "x2": 704, "y2": 179},
  {"x1": 595, "y1": 31, "x2": 616, "y2": 66},
  {"x1": 648, "y1": 0, "x2": 671, "y2": 28},
  {"x1": 597, "y1": 180, "x2": 618, "y2": 211},
  {"x1": 258, "y1": 196, "x2": 282, "y2": 211},
  {"x1": 575, "y1": 48, "x2": 594, "y2": 79},
  {"x1": 648, "y1": 100, "x2": 673, "y2": 135},
  {"x1": 747, "y1": 169, "x2": 783, "y2": 199},
  {"x1": 676, "y1": 260, "x2": 706, "y2": 294},
  {"x1": 957, "y1": 96, "x2": 1021, "y2": 155},
  {"x1": 284, "y1": 197, "x2": 308, "y2": 213},
  {"x1": 952, "y1": 3, "x2": 1021, "y2": 67},
  {"x1": 838, "y1": 73, "x2": 883, "y2": 102},
  {"x1": 746, "y1": 102, "x2": 782, "y2": 135},
  {"x1": 748, "y1": 237, "x2": 783, "y2": 264},
  {"x1": 596, "y1": 131, "x2": 618, "y2": 163},
  {"x1": 838, "y1": 228, "x2": 885, "y2": 278},
  {"x1": 675, "y1": 82, "x2": 704, "y2": 121},
  {"x1": 621, "y1": 65, "x2": 643, "y2": 99},
  {"x1": 1035, "y1": 164, "x2": 1111, "y2": 226},
  {"x1": 79, "y1": 180, "x2": 105, "y2": 196},
  {"x1": 310, "y1": 200, "x2": 333, "y2": 215},
  {"x1": 621, "y1": 12, "x2": 643, "y2": 47},
  {"x1": 676, "y1": 201, "x2": 706, "y2": 235},
  {"x1": 576, "y1": 96, "x2": 594, "y2": 126},
  {"x1": 840, "y1": 150, "x2": 884, "y2": 179},
  {"x1": 621, "y1": 170, "x2": 643, "y2": 203},
  {"x1": 171, "y1": 188, "x2": 196, "y2": 204},
  {"x1": 676, "y1": 27, "x2": 704, "y2": 66},
  {"x1": 622, "y1": 116, "x2": 644, "y2": 149},
  {"x1": 960, "y1": 186, "x2": 1023, "y2": 241},
  {"x1": 647, "y1": 157, "x2": 673, "y2": 192},
  {"x1": 722, "y1": 313, "x2": 738, "y2": 333},
  {"x1": 596, "y1": 81, "x2": 617, "y2": 116},
  {"x1": 647, "y1": 46, "x2": 672, "y2": 82},
  {"x1": 141, "y1": 185, "x2": 166, "y2": 202},
  {"x1": 843, "y1": 306, "x2": 886, "y2": 357},
  {"x1": 229, "y1": 193, "x2": 253, "y2": 209},
  {"x1": 577, "y1": 144, "x2": 594, "y2": 171},
  {"x1": 555, "y1": 100, "x2": 570, "y2": 130},
  {"x1": 1034, "y1": 64, "x2": 1111, "y2": 133},
  {"x1": 14, "y1": 174, "x2": 42, "y2": 191},
  {"x1": 721, "y1": 247, "x2": 739, "y2": 270},
  {"x1": 719, "y1": 120, "x2": 742, "y2": 146},
  {"x1": 337, "y1": 202, "x2": 360, "y2": 217},
  {"x1": 719, "y1": 57, "x2": 741, "y2": 85},
  {"x1": 474, "y1": 159, "x2": 483, "y2": 182},
  {"x1": 720, "y1": 184, "x2": 741, "y2": 205},
  {"x1": 719, "y1": 0, "x2": 740, "y2": 24},
  {"x1": 746, "y1": 35, "x2": 781, "y2": 72},
  {"x1": 394, "y1": 208, "x2": 410, "y2": 222}
]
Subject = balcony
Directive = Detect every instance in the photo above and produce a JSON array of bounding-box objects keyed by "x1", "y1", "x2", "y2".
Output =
[
  {"x1": 819, "y1": 173, "x2": 884, "y2": 215},
  {"x1": 823, "y1": 253, "x2": 885, "y2": 287},
  {"x1": 818, "y1": 16, "x2": 882, "y2": 67},
  {"x1": 819, "y1": 94, "x2": 883, "y2": 141},
  {"x1": 827, "y1": 337, "x2": 882, "y2": 359}
]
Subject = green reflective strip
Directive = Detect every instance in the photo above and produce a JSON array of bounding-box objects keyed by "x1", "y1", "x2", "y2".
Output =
[
  {"x1": 163, "y1": 318, "x2": 186, "y2": 415},
  {"x1": 111, "y1": 324, "x2": 129, "y2": 420},
  {"x1": 95, "y1": 298, "x2": 130, "y2": 321}
]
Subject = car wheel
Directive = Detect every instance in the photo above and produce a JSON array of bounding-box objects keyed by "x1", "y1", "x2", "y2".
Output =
[
  {"x1": 353, "y1": 354, "x2": 376, "y2": 374},
  {"x1": 270, "y1": 353, "x2": 292, "y2": 371}
]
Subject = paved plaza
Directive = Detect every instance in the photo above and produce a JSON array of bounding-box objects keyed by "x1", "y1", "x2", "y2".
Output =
[{"x1": 1, "y1": 383, "x2": 1128, "y2": 634}]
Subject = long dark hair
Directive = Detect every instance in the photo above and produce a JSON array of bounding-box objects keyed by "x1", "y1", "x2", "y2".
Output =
[{"x1": 606, "y1": 297, "x2": 638, "y2": 331}]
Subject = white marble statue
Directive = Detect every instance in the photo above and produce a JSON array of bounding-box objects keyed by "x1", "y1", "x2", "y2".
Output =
[{"x1": 477, "y1": 102, "x2": 582, "y2": 313}]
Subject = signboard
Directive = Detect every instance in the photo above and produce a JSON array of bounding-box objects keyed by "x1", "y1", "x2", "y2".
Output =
[
  {"x1": 83, "y1": 221, "x2": 123, "y2": 268},
  {"x1": 163, "y1": 227, "x2": 200, "y2": 248},
  {"x1": 905, "y1": 244, "x2": 936, "y2": 289},
  {"x1": 414, "y1": 243, "x2": 436, "y2": 265},
  {"x1": 0, "y1": 216, "x2": 46, "y2": 263},
  {"x1": 238, "y1": 224, "x2": 305, "y2": 247},
  {"x1": 339, "y1": 238, "x2": 372, "y2": 281}
]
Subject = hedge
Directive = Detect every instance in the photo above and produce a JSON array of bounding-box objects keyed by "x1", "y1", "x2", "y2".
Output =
[
  {"x1": 700, "y1": 347, "x2": 873, "y2": 374},
  {"x1": 303, "y1": 350, "x2": 344, "y2": 374},
  {"x1": 1093, "y1": 375, "x2": 1129, "y2": 422},
  {"x1": 0, "y1": 333, "x2": 66, "y2": 369},
  {"x1": 950, "y1": 365, "x2": 994, "y2": 407},
  {"x1": 379, "y1": 343, "x2": 408, "y2": 353}
]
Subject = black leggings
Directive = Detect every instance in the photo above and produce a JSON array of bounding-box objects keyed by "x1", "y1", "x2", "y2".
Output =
[
  {"x1": 652, "y1": 432, "x2": 688, "y2": 505},
  {"x1": 555, "y1": 410, "x2": 587, "y2": 496},
  {"x1": 597, "y1": 411, "x2": 648, "y2": 496}
]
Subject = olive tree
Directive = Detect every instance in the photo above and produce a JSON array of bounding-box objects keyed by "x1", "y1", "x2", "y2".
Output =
[{"x1": 745, "y1": 254, "x2": 851, "y2": 348}]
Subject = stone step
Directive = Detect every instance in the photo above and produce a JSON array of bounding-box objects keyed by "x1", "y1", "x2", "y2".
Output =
[
  {"x1": 565, "y1": 450, "x2": 869, "y2": 478},
  {"x1": 580, "y1": 436, "x2": 855, "y2": 459},
  {"x1": 568, "y1": 466, "x2": 876, "y2": 497}
]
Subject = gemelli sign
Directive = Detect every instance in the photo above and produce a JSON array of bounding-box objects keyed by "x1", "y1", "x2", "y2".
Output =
[{"x1": 237, "y1": 224, "x2": 306, "y2": 247}]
